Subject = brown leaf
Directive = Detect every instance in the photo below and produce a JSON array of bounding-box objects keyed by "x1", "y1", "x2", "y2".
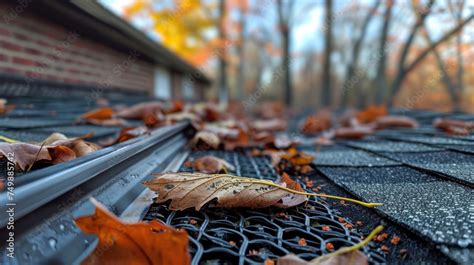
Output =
[
  {"x1": 99, "y1": 127, "x2": 149, "y2": 147},
  {"x1": 300, "y1": 110, "x2": 332, "y2": 135},
  {"x1": 190, "y1": 156, "x2": 235, "y2": 173},
  {"x1": 251, "y1": 119, "x2": 287, "y2": 132},
  {"x1": 86, "y1": 118, "x2": 128, "y2": 127},
  {"x1": 433, "y1": 118, "x2": 473, "y2": 135},
  {"x1": 75, "y1": 198, "x2": 190, "y2": 265},
  {"x1": 0, "y1": 142, "x2": 51, "y2": 171},
  {"x1": 356, "y1": 105, "x2": 387, "y2": 124},
  {"x1": 48, "y1": 145, "x2": 76, "y2": 164},
  {"x1": 0, "y1": 98, "x2": 15, "y2": 114},
  {"x1": 81, "y1": 107, "x2": 115, "y2": 120},
  {"x1": 116, "y1": 102, "x2": 163, "y2": 119},
  {"x1": 224, "y1": 127, "x2": 250, "y2": 150},
  {"x1": 69, "y1": 141, "x2": 101, "y2": 157},
  {"x1": 334, "y1": 127, "x2": 374, "y2": 139},
  {"x1": 0, "y1": 133, "x2": 100, "y2": 170},
  {"x1": 276, "y1": 251, "x2": 368, "y2": 265},
  {"x1": 281, "y1": 148, "x2": 314, "y2": 166},
  {"x1": 144, "y1": 172, "x2": 309, "y2": 211},
  {"x1": 375, "y1": 116, "x2": 418, "y2": 129},
  {"x1": 191, "y1": 131, "x2": 220, "y2": 150}
]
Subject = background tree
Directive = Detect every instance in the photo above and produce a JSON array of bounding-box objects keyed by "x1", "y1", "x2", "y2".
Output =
[
  {"x1": 321, "y1": 0, "x2": 333, "y2": 107},
  {"x1": 276, "y1": 0, "x2": 294, "y2": 107}
]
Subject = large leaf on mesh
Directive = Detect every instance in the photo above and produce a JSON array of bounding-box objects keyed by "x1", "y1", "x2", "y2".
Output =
[
  {"x1": 145, "y1": 172, "x2": 382, "y2": 210},
  {"x1": 144, "y1": 172, "x2": 307, "y2": 210}
]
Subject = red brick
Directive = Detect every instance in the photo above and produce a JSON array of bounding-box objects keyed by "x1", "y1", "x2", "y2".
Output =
[
  {"x1": 0, "y1": 54, "x2": 8, "y2": 62},
  {"x1": 24, "y1": 47, "x2": 42, "y2": 56},
  {"x1": 0, "y1": 27, "x2": 11, "y2": 36},
  {"x1": 13, "y1": 57, "x2": 35, "y2": 66},
  {"x1": 0, "y1": 40, "x2": 22, "y2": 51}
]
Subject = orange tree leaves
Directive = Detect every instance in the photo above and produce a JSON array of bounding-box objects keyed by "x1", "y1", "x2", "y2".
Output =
[{"x1": 75, "y1": 198, "x2": 190, "y2": 265}]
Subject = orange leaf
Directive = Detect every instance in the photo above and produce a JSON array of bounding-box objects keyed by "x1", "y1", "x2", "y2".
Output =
[
  {"x1": 280, "y1": 173, "x2": 304, "y2": 192},
  {"x1": 75, "y1": 198, "x2": 190, "y2": 265},
  {"x1": 356, "y1": 105, "x2": 387, "y2": 124},
  {"x1": 81, "y1": 107, "x2": 115, "y2": 121},
  {"x1": 47, "y1": 145, "x2": 76, "y2": 164}
]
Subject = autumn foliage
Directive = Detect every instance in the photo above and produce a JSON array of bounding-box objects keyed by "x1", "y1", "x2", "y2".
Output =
[{"x1": 75, "y1": 199, "x2": 190, "y2": 265}]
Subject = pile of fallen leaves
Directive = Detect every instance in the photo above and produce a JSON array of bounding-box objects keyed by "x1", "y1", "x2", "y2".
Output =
[
  {"x1": 299, "y1": 105, "x2": 420, "y2": 141},
  {"x1": 0, "y1": 133, "x2": 99, "y2": 171}
]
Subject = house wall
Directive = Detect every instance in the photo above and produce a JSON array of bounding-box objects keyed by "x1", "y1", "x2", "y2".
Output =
[{"x1": 0, "y1": 1, "x2": 154, "y2": 94}]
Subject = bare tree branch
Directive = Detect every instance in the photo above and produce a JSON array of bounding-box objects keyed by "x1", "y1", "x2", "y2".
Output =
[
  {"x1": 374, "y1": 1, "x2": 393, "y2": 104},
  {"x1": 341, "y1": 1, "x2": 380, "y2": 107},
  {"x1": 389, "y1": 13, "x2": 474, "y2": 101},
  {"x1": 421, "y1": 27, "x2": 459, "y2": 110}
]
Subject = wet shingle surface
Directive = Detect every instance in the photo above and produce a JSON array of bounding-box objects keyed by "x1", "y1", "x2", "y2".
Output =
[
  {"x1": 304, "y1": 110, "x2": 474, "y2": 264},
  {"x1": 381, "y1": 151, "x2": 474, "y2": 186},
  {"x1": 318, "y1": 166, "x2": 472, "y2": 246},
  {"x1": 308, "y1": 150, "x2": 401, "y2": 167},
  {"x1": 344, "y1": 139, "x2": 442, "y2": 152}
]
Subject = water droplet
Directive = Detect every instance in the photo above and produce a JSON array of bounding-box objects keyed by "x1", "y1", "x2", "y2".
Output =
[
  {"x1": 59, "y1": 224, "x2": 65, "y2": 231},
  {"x1": 48, "y1": 238, "x2": 57, "y2": 249},
  {"x1": 457, "y1": 238, "x2": 471, "y2": 248}
]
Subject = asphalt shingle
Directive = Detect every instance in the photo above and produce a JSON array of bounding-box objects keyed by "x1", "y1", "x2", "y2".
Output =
[{"x1": 318, "y1": 166, "x2": 473, "y2": 247}]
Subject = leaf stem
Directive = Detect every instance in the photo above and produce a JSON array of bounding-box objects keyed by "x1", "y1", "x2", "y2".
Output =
[
  {"x1": 0, "y1": 135, "x2": 17, "y2": 143},
  {"x1": 238, "y1": 179, "x2": 383, "y2": 208},
  {"x1": 311, "y1": 225, "x2": 384, "y2": 263}
]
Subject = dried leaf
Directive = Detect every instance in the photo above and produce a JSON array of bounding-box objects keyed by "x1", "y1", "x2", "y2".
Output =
[
  {"x1": 99, "y1": 127, "x2": 149, "y2": 147},
  {"x1": 190, "y1": 156, "x2": 235, "y2": 173},
  {"x1": 0, "y1": 98, "x2": 15, "y2": 114},
  {"x1": 300, "y1": 110, "x2": 332, "y2": 135},
  {"x1": 0, "y1": 133, "x2": 100, "y2": 170},
  {"x1": 251, "y1": 119, "x2": 287, "y2": 132},
  {"x1": 433, "y1": 118, "x2": 473, "y2": 135},
  {"x1": 281, "y1": 148, "x2": 314, "y2": 166},
  {"x1": 0, "y1": 142, "x2": 51, "y2": 170},
  {"x1": 75, "y1": 198, "x2": 190, "y2": 265},
  {"x1": 86, "y1": 118, "x2": 128, "y2": 127},
  {"x1": 356, "y1": 105, "x2": 387, "y2": 124},
  {"x1": 191, "y1": 131, "x2": 220, "y2": 150},
  {"x1": 276, "y1": 251, "x2": 367, "y2": 265},
  {"x1": 334, "y1": 127, "x2": 374, "y2": 139},
  {"x1": 145, "y1": 172, "x2": 308, "y2": 210},
  {"x1": 275, "y1": 225, "x2": 384, "y2": 265},
  {"x1": 43, "y1": 132, "x2": 69, "y2": 145},
  {"x1": 116, "y1": 102, "x2": 162, "y2": 119},
  {"x1": 48, "y1": 145, "x2": 76, "y2": 164},
  {"x1": 375, "y1": 116, "x2": 418, "y2": 129},
  {"x1": 145, "y1": 173, "x2": 382, "y2": 210},
  {"x1": 81, "y1": 107, "x2": 115, "y2": 120}
]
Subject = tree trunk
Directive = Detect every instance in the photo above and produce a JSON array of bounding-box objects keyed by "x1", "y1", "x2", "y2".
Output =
[
  {"x1": 277, "y1": 0, "x2": 292, "y2": 107},
  {"x1": 374, "y1": 1, "x2": 393, "y2": 105},
  {"x1": 341, "y1": 1, "x2": 380, "y2": 107},
  {"x1": 388, "y1": 0, "x2": 434, "y2": 107},
  {"x1": 236, "y1": 7, "x2": 246, "y2": 100},
  {"x1": 218, "y1": 0, "x2": 228, "y2": 105},
  {"x1": 321, "y1": 0, "x2": 333, "y2": 107}
]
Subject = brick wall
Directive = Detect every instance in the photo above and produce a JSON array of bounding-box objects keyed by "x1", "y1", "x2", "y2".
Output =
[{"x1": 0, "y1": 1, "x2": 154, "y2": 94}]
